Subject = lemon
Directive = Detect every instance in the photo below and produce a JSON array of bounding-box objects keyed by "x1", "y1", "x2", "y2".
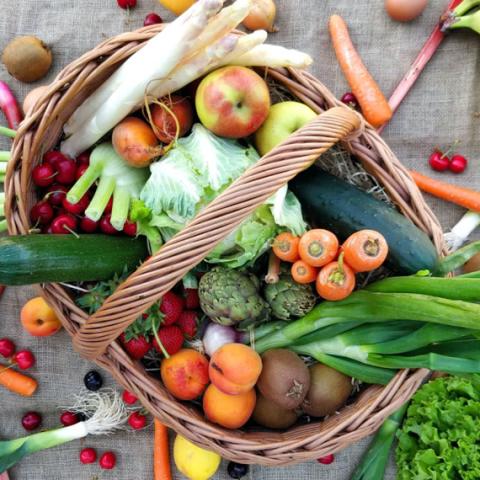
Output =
[
  {"x1": 158, "y1": 0, "x2": 196, "y2": 15},
  {"x1": 173, "y1": 435, "x2": 221, "y2": 480}
]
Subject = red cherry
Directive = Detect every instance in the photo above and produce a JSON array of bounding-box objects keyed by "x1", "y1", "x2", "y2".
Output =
[
  {"x1": 51, "y1": 213, "x2": 78, "y2": 234},
  {"x1": 76, "y1": 152, "x2": 90, "y2": 165},
  {"x1": 75, "y1": 163, "x2": 89, "y2": 181},
  {"x1": 99, "y1": 214, "x2": 118, "y2": 235},
  {"x1": 80, "y1": 217, "x2": 98, "y2": 233},
  {"x1": 123, "y1": 220, "x2": 137, "y2": 237},
  {"x1": 317, "y1": 454, "x2": 335, "y2": 465},
  {"x1": 128, "y1": 411, "x2": 147, "y2": 430},
  {"x1": 144, "y1": 12, "x2": 163, "y2": 26},
  {"x1": 22, "y1": 411, "x2": 42, "y2": 431},
  {"x1": 122, "y1": 390, "x2": 138, "y2": 405},
  {"x1": 79, "y1": 447, "x2": 97, "y2": 464},
  {"x1": 60, "y1": 411, "x2": 79, "y2": 427},
  {"x1": 56, "y1": 159, "x2": 77, "y2": 185},
  {"x1": 30, "y1": 201, "x2": 54, "y2": 225},
  {"x1": 341, "y1": 92, "x2": 359, "y2": 109},
  {"x1": 0, "y1": 338, "x2": 15, "y2": 358},
  {"x1": 43, "y1": 151, "x2": 70, "y2": 168},
  {"x1": 104, "y1": 197, "x2": 113, "y2": 214},
  {"x1": 428, "y1": 151, "x2": 449, "y2": 172},
  {"x1": 32, "y1": 163, "x2": 56, "y2": 187},
  {"x1": 117, "y1": 0, "x2": 136, "y2": 8},
  {"x1": 449, "y1": 154, "x2": 468, "y2": 174},
  {"x1": 99, "y1": 451, "x2": 116, "y2": 470},
  {"x1": 13, "y1": 350, "x2": 36, "y2": 370},
  {"x1": 45, "y1": 184, "x2": 68, "y2": 206},
  {"x1": 62, "y1": 193, "x2": 90, "y2": 215}
]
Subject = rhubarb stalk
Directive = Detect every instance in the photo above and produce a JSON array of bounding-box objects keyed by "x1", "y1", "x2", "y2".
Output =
[{"x1": 0, "y1": 82, "x2": 22, "y2": 130}]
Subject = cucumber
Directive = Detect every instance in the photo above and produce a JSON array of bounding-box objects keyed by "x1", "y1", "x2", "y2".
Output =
[
  {"x1": 290, "y1": 168, "x2": 439, "y2": 274},
  {"x1": 0, "y1": 234, "x2": 148, "y2": 285}
]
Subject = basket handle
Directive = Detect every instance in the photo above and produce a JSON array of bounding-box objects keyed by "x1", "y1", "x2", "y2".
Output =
[{"x1": 73, "y1": 106, "x2": 361, "y2": 360}]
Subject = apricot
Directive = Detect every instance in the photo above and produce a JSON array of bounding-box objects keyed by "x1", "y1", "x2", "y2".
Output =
[
  {"x1": 161, "y1": 349, "x2": 209, "y2": 401},
  {"x1": 209, "y1": 343, "x2": 262, "y2": 395},
  {"x1": 21, "y1": 297, "x2": 62, "y2": 337},
  {"x1": 203, "y1": 384, "x2": 256, "y2": 429}
]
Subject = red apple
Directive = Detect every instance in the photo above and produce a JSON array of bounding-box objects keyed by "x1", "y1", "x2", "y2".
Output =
[
  {"x1": 151, "y1": 95, "x2": 194, "y2": 143},
  {"x1": 195, "y1": 66, "x2": 271, "y2": 138}
]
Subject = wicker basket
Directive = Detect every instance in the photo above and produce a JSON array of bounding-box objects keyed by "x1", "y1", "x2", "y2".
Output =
[{"x1": 5, "y1": 25, "x2": 445, "y2": 466}]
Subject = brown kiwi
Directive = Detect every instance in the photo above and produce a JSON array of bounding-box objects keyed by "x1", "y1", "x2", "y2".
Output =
[
  {"x1": 257, "y1": 349, "x2": 310, "y2": 410},
  {"x1": 2, "y1": 36, "x2": 52, "y2": 83},
  {"x1": 302, "y1": 363, "x2": 352, "y2": 417},
  {"x1": 252, "y1": 393, "x2": 299, "y2": 429}
]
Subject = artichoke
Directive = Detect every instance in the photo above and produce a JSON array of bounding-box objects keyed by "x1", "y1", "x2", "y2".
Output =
[
  {"x1": 265, "y1": 275, "x2": 316, "y2": 321},
  {"x1": 199, "y1": 267, "x2": 271, "y2": 329}
]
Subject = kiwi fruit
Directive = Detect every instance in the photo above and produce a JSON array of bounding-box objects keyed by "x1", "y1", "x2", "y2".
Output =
[
  {"x1": 302, "y1": 363, "x2": 352, "y2": 417},
  {"x1": 2, "y1": 36, "x2": 52, "y2": 83},
  {"x1": 257, "y1": 349, "x2": 310, "y2": 410},
  {"x1": 252, "y1": 392, "x2": 299, "y2": 430}
]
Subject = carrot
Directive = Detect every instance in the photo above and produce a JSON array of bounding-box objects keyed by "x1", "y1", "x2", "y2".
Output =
[
  {"x1": 342, "y1": 229, "x2": 388, "y2": 273},
  {"x1": 154, "y1": 419, "x2": 171, "y2": 480},
  {"x1": 0, "y1": 364, "x2": 37, "y2": 396},
  {"x1": 265, "y1": 251, "x2": 281, "y2": 284},
  {"x1": 329, "y1": 15, "x2": 392, "y2": 128},
  {"x1": 298, "y1": 229, "x2": 339, "y2": 267},
  {"x1": 316, "y1": 254, "x2": 356, "y2": 301},
  {"x1": 291, "y1": 260, "x2": 318, "y2": 284},
  {"x1": 410, "y1": 170, "x2": 480, "y2": 212},
  {"x1": 272, "y1": 232, "x2": 300, "y2": 263}
]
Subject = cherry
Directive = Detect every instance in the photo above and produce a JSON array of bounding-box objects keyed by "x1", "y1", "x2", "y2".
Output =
[
  {"x1": 32, "y1": 163, "x2": 56, "y2": 187},
  {"x1": 62, "y1": 193, "x2": 90, "y2": 215},
  {"x1": 123, "y1": 220, "x2": 137, "y2": 237},
  {"x1": 449, "y1": 154, "x2": 468, "y2": 174},
  {"x1": 428, "y1": 151, "x2": 450, "y2": 172},
  {"x1": 317, "y1": 454, "x2": 335, "y2": 465},
  {"x1": 43, "y1": 151, "x2": 70, "y2": 168},
  {"x1": 122, "y1": 390, "x2": 138, "y2": 405},
  {"x1": 144, "y1": 13, "x2": 163, "y2": 26},
  {"x1": 79, "y1": 447, "x2": 97, "y2": 464},
  {"x1": 75, "y1": 163, "x2": 89, "y2": 181},
  {"x1": 99, "y1": 451, "x2": 116, "y2": 470},
  {"x1": 104, "y1": 197, "x2": 113, "y2": 214},
  {"x1": 117, "y1": 0, "x2": 136, "y2": 9},
  {"x1": 341, "y1": 92, "x2": 359, "y2": 109},
  {"x1": 51, "y1": 214, "x2": 78, "y2": 234},
  {"x1": 14, "y1": 350, "x2": 36, "y2": 370},
  {"x1": 76, "y1": 152, "x2": 90, "y2": 165},
  {"x1": 56, "y1": 158, "x2": 77, "y2": 185},
  {"x1": 99, "y1": 214, "x2": 118, "y2": 235},
  {"x1": 0, "y1": 338, "x2": 15, "y2": 358},
  {"x1": 22, "y1": 411, "x2": 42, "y2": 431},
  {"x1": 30, "y1": 201, "x2": 54, "y2": 226},
  {"x1": 128, "y1": 411, "x2": 147, "y2": 430},
  {"x1": 80, "y1": 217, "x2": 98, "y2": 233},
  {"x1": 60, "y1": 411, "x2": 80, "y2": 427},
  {"x1": 45, "y1": 184, "x2": 68, "y2": 206}
]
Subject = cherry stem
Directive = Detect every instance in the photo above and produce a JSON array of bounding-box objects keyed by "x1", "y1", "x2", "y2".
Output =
[{"x1": 64, "y1": 225, "x2": 80, "y2": 239}]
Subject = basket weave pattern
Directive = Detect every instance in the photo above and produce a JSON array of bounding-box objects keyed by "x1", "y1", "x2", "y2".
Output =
[{"x1": 5, "y1": 25, "x2": 443, "y2": 465}]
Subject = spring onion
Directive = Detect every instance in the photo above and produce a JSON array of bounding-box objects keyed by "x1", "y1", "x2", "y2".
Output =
[
  {"x1": 435, "y1": 240, "x2": 480, "y2": 275},
  {"x1": 444, "y1": 211, "x2": 480, "y2": 251},
  {"x1": 445, "y1": 0, "x2": 480, "y2": 34},
  {"x1": 0, "y1": 126, "x2": 15, "y2": 139}
]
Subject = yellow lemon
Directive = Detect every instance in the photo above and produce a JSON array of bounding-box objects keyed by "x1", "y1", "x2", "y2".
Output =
[
  {"x1": 173, "y1": 435, "x2": 221, "y2": 480},
  {"x1": 158, "y1": 0, "x2": 196, "y2": 15}
]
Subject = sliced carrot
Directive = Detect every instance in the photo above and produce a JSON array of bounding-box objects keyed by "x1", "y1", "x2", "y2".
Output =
[
  {"x1": 329, "y1": 15, "x2": 392, "y2": 128},
  {"x1": 154, "y1": 419, "x2": 171, "y2": 480},
  {"x1": 410, "y1": 170, "x2": 480, "y2": 212},
  {"x1": 0, "y1": 364, "x2": 37, "y2": 396},
  {"x1": 272, "y1": 232, "x2": 300, "y2": 263},
  {"x1": 291, "y1": 260, "x2": 318, "y2": 284},
  {"x1": 316, "y1": 254, "x2": 356, "y2": 301},
  {"x1": 342, "y1": 230, "x2": 388, "y2": 272},
  {"x1": 299, "y1": 229, "x2": 339, "y2": 267}
]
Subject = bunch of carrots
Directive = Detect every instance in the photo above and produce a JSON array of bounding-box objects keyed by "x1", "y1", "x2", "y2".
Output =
[{"x1": 273, "y1": 229, "x2": 388, "y2": 301}]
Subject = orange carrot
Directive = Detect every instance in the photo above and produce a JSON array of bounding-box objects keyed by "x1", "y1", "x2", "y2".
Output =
[
  {"x1": 0, "y1": 364, "x2": 37, "y2": 396},
  {"x1": 154, "y1": 419, "x2": 171, "y2": 480},
  {"x1": 410, "y1": 170, "x2": 480, "y2": 212},
  {"x1": 329, "y1": 15, "x2": 392, "y2": 128}
]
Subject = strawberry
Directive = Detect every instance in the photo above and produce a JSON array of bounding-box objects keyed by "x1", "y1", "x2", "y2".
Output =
[
  {"x1": 120, "y1": 333, "x2": 152, "y2": 360},
  {"x1": 153, "y1": 325, "x2": 184, "y2": 356},
  {"x1": 177, "y1": 311, "x2": 198, "y2": 340},
  {"x1": 183, "y1": 288, "x2": 200, "y2": 309},
  {"x1": 159, "y1": 291, "x2": 184, "y2": 325}
]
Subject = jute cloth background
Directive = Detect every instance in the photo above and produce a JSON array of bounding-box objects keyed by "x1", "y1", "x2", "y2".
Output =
[{"x1": 0, "y1": 0, "x2": 478, "y2": 478}]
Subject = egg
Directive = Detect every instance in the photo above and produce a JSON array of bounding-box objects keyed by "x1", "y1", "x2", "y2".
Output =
[{"x1": 385, "y1": 0, "x2": 429, "y2": 22}]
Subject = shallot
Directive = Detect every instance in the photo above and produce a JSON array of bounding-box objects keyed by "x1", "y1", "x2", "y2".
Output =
[
  {"x1": 203, "y1": 323, "x2": 240, "y2": 356},
  {"x1": 243, "y1": 0, "x2": 278, "y2": 32}
]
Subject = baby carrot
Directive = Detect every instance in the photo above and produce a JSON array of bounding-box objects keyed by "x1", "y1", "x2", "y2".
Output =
[
  {"x1": 329, "y1": 15, "x2": 392, "y2": 128},
  {"x1": 291, "y1": 260, "x2": 318, "y2": 284},
  {"x1": 0, "y1": 364, "x2": 37, "y2": 396},
  {"x1": 272, "y1": 232, "x2": 300, "y2": 263},
  {"x1": 154, "y1": 419, "x2": 171, "y2": 480}
]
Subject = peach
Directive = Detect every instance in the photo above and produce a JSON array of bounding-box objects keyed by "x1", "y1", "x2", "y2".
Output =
[
  {"x1": 203, "y1": 384, "x2": 256, "y2": 429},
  {"x1": 209, "y1": 343, "x2": 262, "y2": 395},
  {"x1": 161, "y1": 349, "x2": 209, "y2": 401}
]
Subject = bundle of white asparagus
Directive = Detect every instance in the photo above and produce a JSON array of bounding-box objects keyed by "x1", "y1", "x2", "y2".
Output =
[{"x1": 61, "y1": 0, "x2": 312, "y2": 158}]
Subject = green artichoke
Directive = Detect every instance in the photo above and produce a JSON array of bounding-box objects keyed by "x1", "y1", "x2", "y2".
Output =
[
  {"x1": 265, "y1": 275, "x2": 316, "y2": 321},
  {"x1": 199, "y1": 267, "x2": 271, "y2": 329}
]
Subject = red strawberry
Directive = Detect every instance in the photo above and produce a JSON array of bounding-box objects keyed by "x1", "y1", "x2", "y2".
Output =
[
  {"x1": 177, "y1": 311, "x2": 198, "y2": 340},
  {"x1": 120, "y1": 333, "x2": 152, "y2": 360},
  {"x1": 159, "y1": 291, "x2": 184, "y2": 326},
  {"x1": 153, "y1": 325, "x2": 184, "y2": 356},
  {"x1": 183, "y1": 288, "x2": 200, "y2": 309}
]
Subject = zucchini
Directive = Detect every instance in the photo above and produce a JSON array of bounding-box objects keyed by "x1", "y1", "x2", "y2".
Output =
[
  {"x1": 0, "y1": 234, "x2": 148, "y2": 285},
  {"x1": 290, "y1": 168, "x2": 439, "y2": 274}
]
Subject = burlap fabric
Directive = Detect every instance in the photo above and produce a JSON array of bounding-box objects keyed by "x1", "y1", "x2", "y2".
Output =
[{"x1": 0, "y1": 0, "x2": 478, "y2": 478}]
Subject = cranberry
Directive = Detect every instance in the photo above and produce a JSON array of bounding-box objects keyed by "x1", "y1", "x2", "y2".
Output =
[
  {"x1": 341, "y1": 92, "x2": 359, "y2": 109},
  {"x1": 13, "y1": 350, "x2": 36, "y2": 370},
  {"x1": 79, "y1": 447, "x2": 97, "y2": 464},
  {"x1": 43, "y1": 151, "x2": 70, "y2": 168},
  {"x1": 32, "y1": 163, "x2": 56, "y2": 187},
  {"x1": 62, "y1": 193, "x2": 90, "y2": 215},
  {"x1": 56, "y1": 159, "x2": 77, "y2": 185},
  {"x1": 449, "y1": 154, "x2": 468, "y2": 174},
  {"x1": 123, "y1": 220, "x2": 137, "y2": 237},
  {"x1": 99, "y1": 214, "x2": 118, "y2": 235},
  {"x1": 60, "y1": 411, "x2": 79, "y2": 426},
  {"x1": 317, "y1": 454, "x2": 335, "y2": 465},
  {"x1": 80, "y1": 217, "x2": 98, "y2": 233},
  {"x1": 51, "y1": 214, "x2": 78, "y2": 234},
  {"x1": 22, "y1": 411, "x2": 42, "y2": 431},
  {"x1": 30, "y1": 201, "x2": 54, "y2": 226},
  {"x1": 99, "y1": 451, "x2": 116, "y2": 470},
  {"x1": 122, "y1": 390, "x2": 138, "y2": 405},
  {"x1": 117, "y1": 0, "x2": 136, "y2": 9},
  {"x1": 104, "y1": 197, "x2": 113, "y2": 214},
  {"x1": 76, "y1": 152, "x2": 90, "y2": 165},
  {"x1": 75, "y1": 163, "x2": 89, "y2": 181},
  {"x1": 45, "y1": 184, "x2": 68, "y2": 206},
  {"x1": 0, "y1": 338, "x2": 15, "y2": 358},
  {"x1": 144, "y1": 13, "x2": 163, "y2": 26},
  {"x1": 429, "y1": 151, "x2": 450, "y2": 172},
  {"x1": 128, "y1": 411, "x2": 147, "y2": 430}
]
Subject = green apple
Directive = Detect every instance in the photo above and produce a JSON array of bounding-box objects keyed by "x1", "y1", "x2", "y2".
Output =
[{"x1": 255, "y1": 102, "x2": 317, "y2": 156}]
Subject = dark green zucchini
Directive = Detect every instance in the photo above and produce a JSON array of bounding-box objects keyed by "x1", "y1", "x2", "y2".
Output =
[
  {"x1": 291, "y1": 168, "x2": 439, "y2": 274},
  {"x1": 0, "y1": 234, "x2": 148, "y2": 285}
]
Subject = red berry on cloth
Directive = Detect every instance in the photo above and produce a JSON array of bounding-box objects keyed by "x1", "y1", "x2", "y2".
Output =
[
  {"x1": 117, "y1": 0, "x2": 136, "y2": 9},
  {"x1": 122, "y1": 390, "x2": 138, "y2": 405},
  {"x1": 177, "y1": 311, "x2": 199, "y2": 340},
  {"x1": 120, "y1": 333, "x2": 152, "y2": 360},
  {"x1": 153, "y1": 325, "x2": 184, "y2": 356},
  {"x1": 428, "y1": 151, "x2": 449, "y2": 172},
  {"x1": 79, "y1": 447, "x2": 97, "y2": 464},
  {"x1": 144, "y1": 13, "x2": 163, "y2": 26},
  {"x1": 341, "y1": 92, "x2": 359, "y2": 109},
  {"x1": 60, "y1": 411, "x2": 79, "y2": 426},
  {"x1": 13, "y1": 350, "x2": 36, "y2": 370},
  {"x1": 22, "y1": 411, "x2": 42, "y2": 431},
  {"x1": 0, "y1": 338, "x2": 16, "y2": 358},
  {"x1": 159, "y1": 291, "x2": 184, "y2": 325},
  {"x1": 317, "y1": 454, "x2": 335, "y2": 465},
  {"x1": 449, "y1": 154, "x2": 468, "y2": 174},
  {"x1": 128, "y1": 411, "x2": 147, "y2": 430},
  {"x1": 99, "y1": 451, "x2": 116, "y2": 470}
]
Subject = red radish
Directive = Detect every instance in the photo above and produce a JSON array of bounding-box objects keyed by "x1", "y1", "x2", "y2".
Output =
[
  {"x1": 99, "y1": 451, "x2": 116, "y2": 470},
  {"x1": 341, "y1": 92, "x2": 359, "y2": 109},
  {"x1": 30, "y1": 201, "x2": 54, "y2": 225},
  {"x1": 13, "y1": 350, "x2": 36, "y2": 370},
  {"x1": 122, "y1": 390, "x2": 138, "y2": 405},
  {"x1": 62, "y1": 193, "x2": 90, "y2": 215},
  {"x1": 0, "y1": 338, "x2": 15, "y2": 358},
  {"x1": 99, "y1": 214, "x2": 118, "y2": 235},
  {"x1": 0, "y1": 80, "x2": 23, "y2": 129},
  {"x1": 159, "y1": 291, "x2": 185, "y2": 325},
  {"x1": 60, "y1": 411, "x2": 79, "y2": 426},
  {"x1": 76, "y1": 151, "x2": 90, "y2": 165},
  {"x1": 104, "y1": 197, "x2": 113, "y2": 214},
  {"x1": 112, "y1": 117, "x2": 159, "y2": 168},
  {"x1": 75, "y1": 163, "x2": 89, "y2": 180},
  {"x1": 51, "y1": 213, "x2": 78, "y2": 234},
  {"x1": 144, "y1": 13, "x2": 163, "y2": 26},
  {"x1": 317, "y1": 454, "x2": 335, "y2": 465},
  {"x1": 428, "y1": 150, "x2": 450, "y2": 171},
  {"x1": 449, "y1": 154, "x2": 468, "y2": 174},
  {"x1": 117, "y1": 0, "x2": 136, "y2": 9},
  {"x1": 128, "y1": 411, "x2": 147, "y2": 430},
  {"x1": 45, "y1": 184, "x2": 68, "y2": 206},
  {"x1": 123, "y1": 220, "x2": 137, "y2": 237},
  {"x1": 79, "y1": 447, "x2": 97, "y2": 464},
  {"x1": 56, "y1": 158, "x2": 77, "y2": 185},
  {"x1": 43, "y1": 151, "x2": 70, "y2": 168},
  {"x1": 21, "y1": 411, "x2": 42, "y2": 431},
  {"x1": 151, "y1": 95, "x2": 194, "y2": 143},
  {"x1": 80, "y1": 217, "x2": 98, "y2": 233},
  {"x1": 32, "y1": 163, "x2": 55, "y2": 187}
]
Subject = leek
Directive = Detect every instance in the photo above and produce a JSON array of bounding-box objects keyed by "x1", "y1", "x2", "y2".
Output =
[
  {"x1": 444, "y1": 211, "x2": 480, "y2": 251},
  {"x1": 0, "y1": 126, "x2": 15, "y2": 139}
]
